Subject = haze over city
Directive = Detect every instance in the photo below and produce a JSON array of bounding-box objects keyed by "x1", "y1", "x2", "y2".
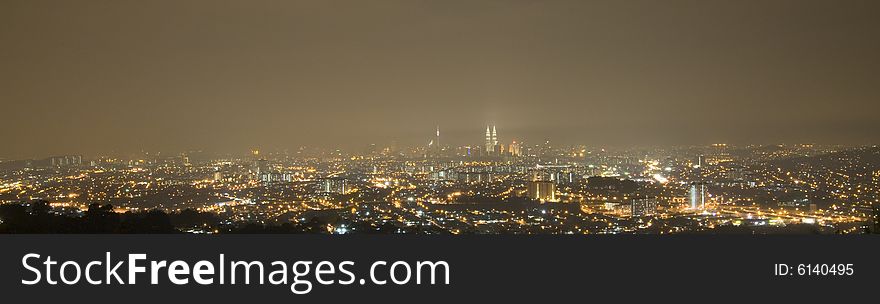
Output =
[
  {"x1": 1, "y1": 0, "x2": 880, "y2": 237},
  {"x1": 2, "y1": 0, "x2": 879, "y2": 159}
]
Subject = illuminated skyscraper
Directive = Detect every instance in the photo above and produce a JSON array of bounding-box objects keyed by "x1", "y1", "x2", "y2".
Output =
[
  {"x1": 484, "y1": 124, "x2": 499, "y2": 154},
  {"x1": 689, "y1": 183, "x2": 706, "y2": 209},
  {"x1": 492, "y1": 125, "x2": 498, "y2": 146},
  {"x1": 694, "y1": 155, "x2": 705, "y2": 179},
  {"x1": 435, "y1": 125, "x2": 440, "y2": 150},
  {"x1": 528, "y1": 180, "x2": 556, "y2": 201},
  {"x1": 688, "y1": 155, "x2": 708, "y2": 209},
  {"x1": 485, "y1": 125, "x2": 494, "y2": 153},
  {"x1": 509, "y1": 140, "x2": 521, "y2": 156},
  {"x1": 324, "y1": 177, "x2": 347, "y2": 194},
  {"x1": 428, "y1": 126, "x2": 441, "y2": 156}
]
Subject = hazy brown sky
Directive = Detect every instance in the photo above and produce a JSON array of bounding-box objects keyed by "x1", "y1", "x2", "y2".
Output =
[{"x1": 2, "y1": 0, "x2": 879, "y2": 158}]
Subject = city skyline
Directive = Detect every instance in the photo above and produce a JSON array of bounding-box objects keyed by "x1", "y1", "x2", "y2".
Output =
[
  {"x1": 0, "y1": 120, "x2": 876, "y2": 160},
  {"x1": 3, "y1": 139, "x2": 877, "y2": 234},
  {"x1": 3, "y1": 0, "x2": 880, "y2": 158}
]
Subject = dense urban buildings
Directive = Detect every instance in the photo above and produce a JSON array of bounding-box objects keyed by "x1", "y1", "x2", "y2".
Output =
[{"x1": 2, "y1": 126, "x2": 878, "y2": 234}]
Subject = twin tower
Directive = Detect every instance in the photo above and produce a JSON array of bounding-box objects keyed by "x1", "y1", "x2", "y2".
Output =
[
  {"x1": 485, "y1": 125, "x2": 498, "y2": 153},
  {"x1": 430, "y1": 124, "x2": 506, "y2": 156}
]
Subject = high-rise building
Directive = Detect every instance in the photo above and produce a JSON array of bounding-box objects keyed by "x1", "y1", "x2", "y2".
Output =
[
  {"x1": 631, "y1": 198, "x2": 658, "y2": 217},
  {"x1": 509, "y1": 141, "x2": 522, "y2": 156},
  {"x1": 435, "y1": 126, "x2": 441, "y2": 152},
  {"x1": 427, "y1": 126, "x2": 442, "y2": 157},
  {"x1": 47, "y1": 155, "x2": 83, "y2": 167},
  {"x1": 485, "y1": 125, "x2": 494, "y2": 153},
  {"x1": 492, "y1": 125, "x2": 498, "y2": 147},
  {"x1": 324, "y1": 178, "x2": 347, "y2": 194},
  {"x1": 528, "y1": 180, "x2": 556, "y2": 201},
  {"x1": 260, "y1": 172, "x2": 292, "y2": 183},
  {"x1": 254, "y1": 158, "x2": 274, "y2": 182},
  {"x1": 484, "y1": 124, "x2": 500, "y2": 155},
  {"x1": 694, "y1": 155, "x2": 705, "y2": 179},
  {"x1": 255, "y1": 159, "x2": 270, "y2": 175},
  {"x1": 689, "y1": 183, "x2": 706, "y2": 209}
]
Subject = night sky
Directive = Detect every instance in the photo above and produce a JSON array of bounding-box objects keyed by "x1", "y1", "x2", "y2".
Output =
[{"x1": 2, "y1": 0, "x2": 879, "y2": 158}]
